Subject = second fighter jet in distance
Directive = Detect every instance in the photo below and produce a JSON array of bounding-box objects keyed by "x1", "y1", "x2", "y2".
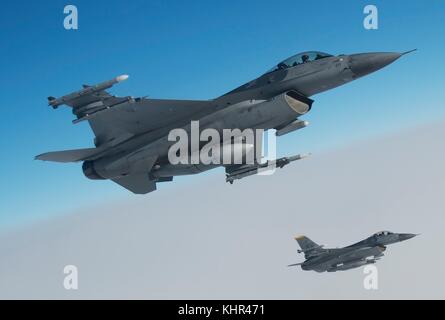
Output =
[{"x1": 289, "y1": 231, "x2": 418, "y2": 273}]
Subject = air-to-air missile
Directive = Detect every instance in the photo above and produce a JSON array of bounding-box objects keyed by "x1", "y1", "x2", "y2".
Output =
[
  {"x1": 226, "y1": 153, "x2": 310, "y2": 184},
  {"x1": 48, "y1": 75, "x2": 130, "y2": 109}
]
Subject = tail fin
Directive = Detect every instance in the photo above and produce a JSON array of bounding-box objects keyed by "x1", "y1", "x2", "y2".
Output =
[
  {"x1": 295, "y1": 236, "x2": 324, "y2": 258},
  {"x1": 295, "y1": 236, "x2": 319, "y2": 251}
]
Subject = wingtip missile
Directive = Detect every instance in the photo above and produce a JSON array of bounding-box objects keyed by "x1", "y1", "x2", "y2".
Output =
[
  {"x1": 47, "y1": 74, "x2": 130, "y2": 109},
  {"x1": 226, "y1": 153, "x2": 311, "y2": 184},
  {"x1": 288, "y1": 153, "x2": 311, "y2": 161},
  {"x1": 116, "y1": 74, "x2": 129, "y2": 82}
]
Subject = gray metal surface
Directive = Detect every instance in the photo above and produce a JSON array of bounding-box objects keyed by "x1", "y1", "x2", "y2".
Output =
[
  {"x1": 36, "y1": 50, "x2": 414, "y2": 194},
  {"x1": 290, "y1": 232, "x2": 417, "y2": 273}
]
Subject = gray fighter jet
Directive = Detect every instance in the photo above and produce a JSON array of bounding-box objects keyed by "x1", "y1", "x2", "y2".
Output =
[
  {"x1": 36, "y1": 50, "x2": 415, "y2": 194},
  {"x1": 289, "y1": 231, "x2": 417, "y2": 273}
]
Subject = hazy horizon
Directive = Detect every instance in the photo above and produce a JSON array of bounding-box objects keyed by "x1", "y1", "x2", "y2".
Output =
[{"x1": 1, "y1": 121, "x2": 444, "y2": 299}]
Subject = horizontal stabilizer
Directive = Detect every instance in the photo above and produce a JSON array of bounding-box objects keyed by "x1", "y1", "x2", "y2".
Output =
[{"x1": 35, "y1": 148, "x2": 102, "y2": 163}]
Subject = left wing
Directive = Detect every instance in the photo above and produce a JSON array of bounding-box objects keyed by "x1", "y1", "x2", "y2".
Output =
[{"x1": 47, "y1": 75, "x2": 218, "y2": 146}]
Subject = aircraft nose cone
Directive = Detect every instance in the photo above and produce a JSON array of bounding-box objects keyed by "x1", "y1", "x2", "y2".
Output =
[
  {"x1": 349, "y1": 52, "x2": 402, "y2": 77},
  {"x1": 398, "y1": 233, "x2": 417, "y2": 242}
]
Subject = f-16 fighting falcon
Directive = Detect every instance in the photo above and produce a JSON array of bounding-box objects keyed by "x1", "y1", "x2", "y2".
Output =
[
  {"x1": 289, "y1": 231, "x2": 418, "y2": 273},
  {"x1": 36, "y1": 50, "x2": 415, "y2": 194}
]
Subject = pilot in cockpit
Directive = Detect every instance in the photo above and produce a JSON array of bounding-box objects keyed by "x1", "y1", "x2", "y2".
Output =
[
  {"x1": 302, "y1": 54, "x2": 310, "y2": 63},
  {"x1": 277, "y1": 62, "x2": 287, "y2": 70}
]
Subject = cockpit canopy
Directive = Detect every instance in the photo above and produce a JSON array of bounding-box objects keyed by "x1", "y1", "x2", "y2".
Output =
[
  {"x1": 374, "y1": 231, "x2": 394, "y2": 237},
  {"x1": 266, "y1": 51, "x2": 333, "y2": 74}
]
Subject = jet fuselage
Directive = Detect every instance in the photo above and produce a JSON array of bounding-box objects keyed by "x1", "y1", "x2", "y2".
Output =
[
  {"x1": 294, "y1": 232, "x2": 417, "y2": 273},
  {"x1": 38, "y1": 50, "x2": 412, "y2": 194}
]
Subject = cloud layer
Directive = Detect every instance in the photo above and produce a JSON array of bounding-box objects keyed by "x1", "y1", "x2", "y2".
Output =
[{"x1": 1, "y1": 122, "x2": 444, "y2": 299}]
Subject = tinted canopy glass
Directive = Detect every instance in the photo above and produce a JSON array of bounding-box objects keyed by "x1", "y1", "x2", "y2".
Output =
[
  {"x1": 374, "y1": 231, "x2": 393, "y2": 236},
  {"x1": 266, "y1": 51, "x2": 333, "y2": 74}
]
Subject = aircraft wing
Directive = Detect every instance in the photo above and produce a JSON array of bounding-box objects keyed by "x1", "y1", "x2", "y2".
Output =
[
  {"x1": 90, "y1": 98, "x2": 216, "y2": 144},
  {"x1": 47, "y1": 75, "x2": 218, "y2": 146}
]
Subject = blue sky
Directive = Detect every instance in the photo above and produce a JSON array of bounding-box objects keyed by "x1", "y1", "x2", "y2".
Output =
[{"x1": 0, "y1": 0, "x2": 444, "y2": 228}]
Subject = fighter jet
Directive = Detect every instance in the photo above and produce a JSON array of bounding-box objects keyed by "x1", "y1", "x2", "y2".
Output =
[
  {"x1": 36, "y1": 50, "x2": 415, "y2": 194},
  {"x1": 289, "y1": 231, "x2": 418, "y2": 273}
]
